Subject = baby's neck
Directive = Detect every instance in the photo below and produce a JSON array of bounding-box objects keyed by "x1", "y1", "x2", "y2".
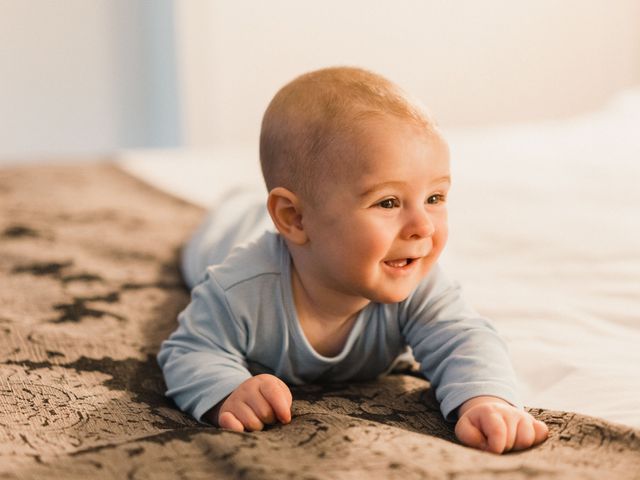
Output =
[
  {"x1": 290, "y1": 264, "x2": 369, "y2": 324},
  {"x1": 290, "y1": 266, "x2": 369, "y2": 357}
]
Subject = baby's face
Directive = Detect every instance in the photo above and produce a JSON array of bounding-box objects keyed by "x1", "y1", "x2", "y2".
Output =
[{"x1": 301, "y1": 117, "x2": 450, "y2": 304}]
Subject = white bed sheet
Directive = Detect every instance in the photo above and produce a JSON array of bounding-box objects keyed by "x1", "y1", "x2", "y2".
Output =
[{"x1": 117, "y1": 88, "x2": 640, "y2": 428}]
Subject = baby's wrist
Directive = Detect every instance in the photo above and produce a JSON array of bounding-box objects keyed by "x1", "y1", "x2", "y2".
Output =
[
  {"x1": 458, "y1": 395, "x2": 511, "y2": 417},
  {"x1": 202, "y1": 404, "x2": 221, "y2": 425},
  {"x1": 203, "y1": 395, "x2": 231, "y2": 426}
]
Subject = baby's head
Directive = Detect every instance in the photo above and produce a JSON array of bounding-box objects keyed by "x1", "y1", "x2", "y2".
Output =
[
  {"x1": 260, "y1": 66, "x2": 438, "y2": 203},
  {"x1": 261, "y1": 67, "x2": 451, "y2": 305}
]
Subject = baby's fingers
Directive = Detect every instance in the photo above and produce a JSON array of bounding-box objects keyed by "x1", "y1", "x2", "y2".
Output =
[
  {"x1": 218, "y1": 411, "x2": 245, "y2": 432},
  {"x1": 533, "y1": 419, "x2": 549, "y2": 444},
  {"x1": 512, "y1": 417, "x2": 549, "y2": 451},
  {"x1": 246, "y1": 394, "x2": 277, "y2": 425},
  {"x1": 225, "y1": 402, "x2": 265, "y2": 432},
  {"x1": 455, "y1": 415, "x2": 487, "y2": 450},
  {"x1": 504, "y1": 414, "x2": 519, "y2": 452},
  {"x1": 480, "y1": 412, "x2": 508, "y2": 454},
  {"x1": 259, "y1": 378, "x2": 292, "y2": 424}
]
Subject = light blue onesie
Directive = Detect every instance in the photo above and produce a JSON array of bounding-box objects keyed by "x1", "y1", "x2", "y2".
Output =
[{"x1": 157, "y1": 190, "x2": 521, "y2": 424}]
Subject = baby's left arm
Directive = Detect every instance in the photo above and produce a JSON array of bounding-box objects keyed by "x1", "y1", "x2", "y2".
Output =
[{"x1": 455, "y1": 396, "x2": 549, "y2": 454}]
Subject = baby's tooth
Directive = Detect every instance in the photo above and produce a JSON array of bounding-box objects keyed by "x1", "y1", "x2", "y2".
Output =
[{"x1": 387, "y1": 259, "x2": 408, "y2": 267}]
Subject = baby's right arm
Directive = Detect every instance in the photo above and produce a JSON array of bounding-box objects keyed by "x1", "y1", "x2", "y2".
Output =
[
  {"x1": 158, "y1": 274, "x2": 257, "y2": 423},
  {"x1": 204, "y1": 374, "x2": 293, "y2": 431}
]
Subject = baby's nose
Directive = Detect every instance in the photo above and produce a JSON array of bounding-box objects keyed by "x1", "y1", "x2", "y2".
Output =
[{"x1": 403, "y1": 210, "x2": 435, "y2": 239}]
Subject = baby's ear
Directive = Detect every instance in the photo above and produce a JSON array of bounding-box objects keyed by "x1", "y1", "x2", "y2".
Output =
[{"x1": 267, "y1": 187, "x2": 308, "y2": 245}]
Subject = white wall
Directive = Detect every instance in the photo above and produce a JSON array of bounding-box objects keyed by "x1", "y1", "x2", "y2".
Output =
[
  {"x1": 2, "y1": 1, "x2": 639, "y2": 162},
  {"x1": 0, "y1": 0, "x2": 180, "y2": 163},
  {"x1": 177, "y1": 0, "x2": 640, "y2": 148}
]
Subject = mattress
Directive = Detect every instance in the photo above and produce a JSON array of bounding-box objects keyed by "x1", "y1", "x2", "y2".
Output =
[
  {"x1": 117, "y1": 87, "x2": 640, "y2": 429},
  {"x1": 2, "y1": 162, "x2": 638, "y2": 478}
]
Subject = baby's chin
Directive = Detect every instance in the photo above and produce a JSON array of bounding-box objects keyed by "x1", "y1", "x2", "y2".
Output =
[{"x1": 367, "y1": 289, "x2": 414, "y2": 305}]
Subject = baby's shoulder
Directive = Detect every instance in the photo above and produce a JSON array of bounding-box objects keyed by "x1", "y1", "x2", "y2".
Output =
[{"x1": 207, "y1": 231, "x2": 286, "y2": 292}]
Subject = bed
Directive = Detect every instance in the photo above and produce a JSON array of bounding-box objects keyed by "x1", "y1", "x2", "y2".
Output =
[{"x1": 1, "y1": 88, "x2": 639, "y2": 478}]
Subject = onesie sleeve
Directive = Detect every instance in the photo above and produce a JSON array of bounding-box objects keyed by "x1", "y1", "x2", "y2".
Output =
[
  {"x1": 157, "y1": 271, "x2": 253, "y2": 423},
  {"x1": 400, "y1": 265, "x2": 521, "y2": 422}
]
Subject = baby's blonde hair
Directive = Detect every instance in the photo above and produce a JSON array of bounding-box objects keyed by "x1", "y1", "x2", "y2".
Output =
[{"x1": 260, "y1": 66, "x2": 435, "y2": 201}]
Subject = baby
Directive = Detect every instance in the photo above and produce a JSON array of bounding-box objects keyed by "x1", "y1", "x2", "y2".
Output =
[{"x1": 158, "y1": 66, "x2": 548, "y2": 454}]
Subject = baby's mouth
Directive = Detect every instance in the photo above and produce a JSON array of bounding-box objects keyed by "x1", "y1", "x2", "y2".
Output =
[{"x1": 384, "y1": 258, "x2": 414, "y2": 268}]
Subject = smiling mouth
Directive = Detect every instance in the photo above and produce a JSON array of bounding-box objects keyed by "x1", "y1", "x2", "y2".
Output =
[{"x1": 384, "y1": 258, "x2": 416, "y2": 268}]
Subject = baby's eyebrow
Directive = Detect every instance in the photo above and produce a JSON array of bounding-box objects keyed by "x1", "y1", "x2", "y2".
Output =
[
  {"x1": 359, "y1": 181, "x2": 405, "y2": 197},
  {"x1": 359, "y1": 175, "x2": 451, "y2": 197},
  {"x1": 432, "y1": 175, "x2": 452, "y2": 186}
]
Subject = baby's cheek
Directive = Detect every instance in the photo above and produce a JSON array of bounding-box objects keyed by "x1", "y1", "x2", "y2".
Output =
[
  {"x1": 359, "y1": 232, "x2": 392, "y2": 260},
  {"x1": 436, "y1": 218, "x2": 449, "y2": 242},
  {"x1": 432, "y1": 227, "x2": 448, "y2": 255}
]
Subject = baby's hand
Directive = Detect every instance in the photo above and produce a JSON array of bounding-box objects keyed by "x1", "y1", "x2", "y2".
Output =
[
  {"x1": 455, "y1": 396, "x2": 549, "y2": 454},
  {"x1": 210, "y1": 374, "x2": 293, "y2": 432}
]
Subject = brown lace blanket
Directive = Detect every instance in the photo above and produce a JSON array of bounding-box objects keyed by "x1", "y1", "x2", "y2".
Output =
[{"x1": 1, "y1": 162, "x2": 638, "y2": 479}]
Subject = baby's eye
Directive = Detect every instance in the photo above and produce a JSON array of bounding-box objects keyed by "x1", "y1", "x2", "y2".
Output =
[
  {"x1": 377, "y1": 198, "x2": 400, "y2": 209},
  {"x1": 426, "y1": 194, "x2": 446, "y2": 205}
]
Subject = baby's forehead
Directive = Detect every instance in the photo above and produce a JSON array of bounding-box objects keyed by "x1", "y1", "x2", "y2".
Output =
[{"x1": 343, "y1": 115, "x2": 443, "y2": 159}]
